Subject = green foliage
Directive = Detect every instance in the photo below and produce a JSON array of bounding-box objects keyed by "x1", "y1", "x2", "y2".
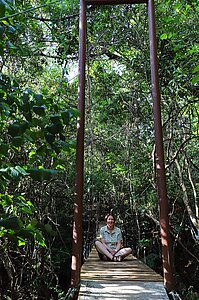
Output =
[
  {"x1": 0, "y1": 1, "x2": 79, "y2": 296},
  {"x1": 0, "y1": 0, "x2": 198, "y2": 298},
  {"x1": 0, "y1": 73, "x2": 78, "y2": 163},
  {"x1": 184, "y1": 287, "x2": 199, "y2": 300},
  {"x1": 0, "y1": 70, "x2": 77, "y2": 254},
  {"x1": 0, "y1": 194, "x2": 47, "y2": 247},
  {"x1": 147, "y1": 253, "x2": 161, "y2": 270},
  {"x1": 138, "y1": 238, "x2": 151, "y2": 248}
]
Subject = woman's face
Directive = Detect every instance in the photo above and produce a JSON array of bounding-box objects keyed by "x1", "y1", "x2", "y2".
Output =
[{"x1": 106, "y1": 215, "x2": 115, "y2": 227}]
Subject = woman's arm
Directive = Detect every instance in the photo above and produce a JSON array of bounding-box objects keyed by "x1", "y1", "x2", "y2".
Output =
[{"x1": 115, "y1": 240, "x2": 122, "y2": 252}]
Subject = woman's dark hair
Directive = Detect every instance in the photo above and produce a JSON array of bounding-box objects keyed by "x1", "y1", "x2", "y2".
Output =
[{"x1": 105, "y1": 213, "x2": 116, "y2": 222}]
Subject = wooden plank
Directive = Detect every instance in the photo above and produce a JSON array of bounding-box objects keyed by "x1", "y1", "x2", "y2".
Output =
[
  {"x1": 81, "y1": 247, "x2": 163, "y2": 282},
  {"x1": 79, "y1": 280, "x2": 169, "y2": 299}
]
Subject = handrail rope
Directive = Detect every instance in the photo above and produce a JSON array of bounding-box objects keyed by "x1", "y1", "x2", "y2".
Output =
[
  {"x1": 168, "y1": 291, "x2": 182, "y2": 300},
  {"x1": 64, "y1": 286, "x2": 79, "y2": 300}
]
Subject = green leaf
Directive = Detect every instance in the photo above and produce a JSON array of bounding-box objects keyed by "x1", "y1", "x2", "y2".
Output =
[
  {"x1": 28, "y1": 167, "x2": 59, "y2": 181},
  {"x1": 50, "y1": 114, "x2": 61, "y2": 123},
  {"x1": 9, "y1": 167, "x2": 21, "y2": 178},
  {"x1": 7, "y1": 25, "x2": 16, "y2": 34},
  {"x1": 52, "y1": 144, "x2": 61, "y2": 154},
  {"x1": 0, "y1": 142, "x2": 9, "y2": 156},
  {"x1": 68, "y1": 107, "x2": 80, "y2": 118},
  {"x1": 0, "y1": 101, "x2": 10, "y2": 112},
  {"x1": 17, "y1": 228, "x2": 34, "y2": 239},
  {"x1": 33, "y1": 105, "x2": 45, "y2": 116},
  {"x1": 160, "y1": 33, "x2": 167, "y2": 40},
  {"x1": 8, "y1": 123, "x2": 21, "y2": 136},
  {"x1": 44, "y1": 223, "x2": 56, "y2": 235},
  {"x1": 0, "y1": 194, "x2": 13, "y2": 206},
  {"x1": 0, "y1": 88, "x2": 5, "y2": 97},
  {"x1": 0, "y1": 43, "x2": 4, "y2": 56},
  {"x1": 7, "y1": 41, "x2": 17, "y2": 50},
  {"x1": 0, "y1": 0, "x2": 12, "y2": 11},
  {"x1": 69, "y1": 139, "x2": 76, "y2": 149},
  {"x1": 47, "y1": 122, "x2": 63, "y2": 134},
  {"x1": 61, "y1": 110, "x2": 70, "y2": 125},
  {"x1": 31, "y1": 117, "x2": 44, "y2": 127},
  {"x1": 36, "y1": 144, "x2": 48, "y2": 155},
  {"x1": 0, "y1": 25, "x2": 4, "y2": 37},
  {"x1": 0, "y1": 166, "x2": 28, "y2": 180},
  {"x1": 0, "y1": 1, "x2": 5, "y2": 18},
  {"x1": 15, "y1": 166, "x2": 28, "y2": 176},
  {"x1": 24, "y1": 111, "x2": 32, "y2": 122},
  {"x1": 12, "y1": 135, "x2": 24, "y2": 147},
  {"x1": 192, "y1": 74, "x2": 199, "y2": 84},
  {"x1": 34, "y1": 229, "x2": 46, "y2": 247},
  {"x1": 34, "y1": 93, "x2": 43, "y2": 105},
  {"x1": 0, "y1": 216, "x2": 21, "y2": 230},
  {"x1": 45, "y1": 133, "x2": 55, "y2": 144},
  {"x1": 26, "y1": 129, "x2": 45, "y2": 141},
  {"x1": 30, "y1": 218, "x2": 38, "y2": 227},
  {"x1": 18, "y1": 238, "x2": 26, "y2": 246},
  {"x1": 21, "y1": 206, "x2": 33, "y2": 215},
  {"x1": 20, "y1": 121, "x2": 29, "y2": 133},
  {"x1": 192, "y1": 65, "x2": 199, "y2": 73},
  {"x1": 7, "y1": 93, "x2": 16, "y2": 105}
]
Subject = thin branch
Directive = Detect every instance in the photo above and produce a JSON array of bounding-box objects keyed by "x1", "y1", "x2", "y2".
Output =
[
  {"x1": 30, "y1": 14, "x2": 79, "y2": 22},
  {"x1": 174, "y1": 209, "x2": 186, "y2": 246},
  {"x1": 175, "y1": 236, "x2": 199, "y2": 263},
  {"x1": 185, "y1": 155, "x2": 198, "y2": 220},
  {"x1": 33, "y1": 52, "x2": 63, "y2": 60},
  {"x1": 165, "y1": 137, "x2": 192, "y2": 169},
  {"x1": 175, "y1": 157, "x2": 198, "y2": 228}
]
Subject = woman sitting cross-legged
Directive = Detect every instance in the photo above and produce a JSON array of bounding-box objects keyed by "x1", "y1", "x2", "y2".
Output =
[{"x1": 95, "y1": 213, "x2": 132, "y2": 262}]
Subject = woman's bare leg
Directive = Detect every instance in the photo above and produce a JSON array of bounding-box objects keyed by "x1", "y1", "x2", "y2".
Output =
[
  {"x1": 114, "y1": 247, "x2": 132, "y2": 259},
  {"x1": 95, "y1": 240, "x2": 113, "y2": 260}
]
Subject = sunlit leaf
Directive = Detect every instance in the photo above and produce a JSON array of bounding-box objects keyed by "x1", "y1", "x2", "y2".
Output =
[
  {"x1": 192, "y1": 65, "x2": 199, "y2": 73},
  {"x1": 18, "y1": 238, "x2": 26, "y2": 246},
  {"x1": 192, "y1": 74, "x2": 199, "y2": 84},
  {"x1": 160, "y1": 33, "x2": 167, "y2": 40}
]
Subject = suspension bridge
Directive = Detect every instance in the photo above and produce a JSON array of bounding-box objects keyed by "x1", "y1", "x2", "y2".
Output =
[
  {"x1": 70, "y1": 0, "x2": 176, "y2": 298},
  {"x1": 78, "y1": 223, "x2": 169, "y2": 299}
]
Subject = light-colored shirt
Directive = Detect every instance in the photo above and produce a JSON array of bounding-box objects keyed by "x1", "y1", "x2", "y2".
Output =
[{"x1": 100, "y1": 225, "x2": 122, "y2": 250}]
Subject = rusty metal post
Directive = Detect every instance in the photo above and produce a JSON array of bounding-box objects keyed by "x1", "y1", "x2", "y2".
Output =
[
  {"x1": 71, "y1": 0, "x2": 87, "y2": 288},
  {"x1": 147, "y1": 0, "x2": 175, "y2": 291}
]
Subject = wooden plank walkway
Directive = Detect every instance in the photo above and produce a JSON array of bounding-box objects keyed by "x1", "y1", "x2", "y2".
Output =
[{"x1": 78, "y1": 247, "x2": 169, "y2": 299}]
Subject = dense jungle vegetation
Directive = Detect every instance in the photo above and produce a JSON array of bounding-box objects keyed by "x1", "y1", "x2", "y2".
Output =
[{"x1": 0, "y1": 0, "x2": 199, "y2": 299}]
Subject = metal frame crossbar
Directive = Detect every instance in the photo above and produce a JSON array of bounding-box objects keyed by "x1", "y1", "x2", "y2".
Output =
[
  {"x1": 86, "y1": 0, "x2": 147, "y2": 4},
  {"x1": 71, "y1": 0, "x2": 175, "y2": 294}
]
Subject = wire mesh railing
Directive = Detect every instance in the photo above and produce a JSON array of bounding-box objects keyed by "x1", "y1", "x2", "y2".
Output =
[{"x1": 82, "y1": 218, "x2": 97, "y2": 262}]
